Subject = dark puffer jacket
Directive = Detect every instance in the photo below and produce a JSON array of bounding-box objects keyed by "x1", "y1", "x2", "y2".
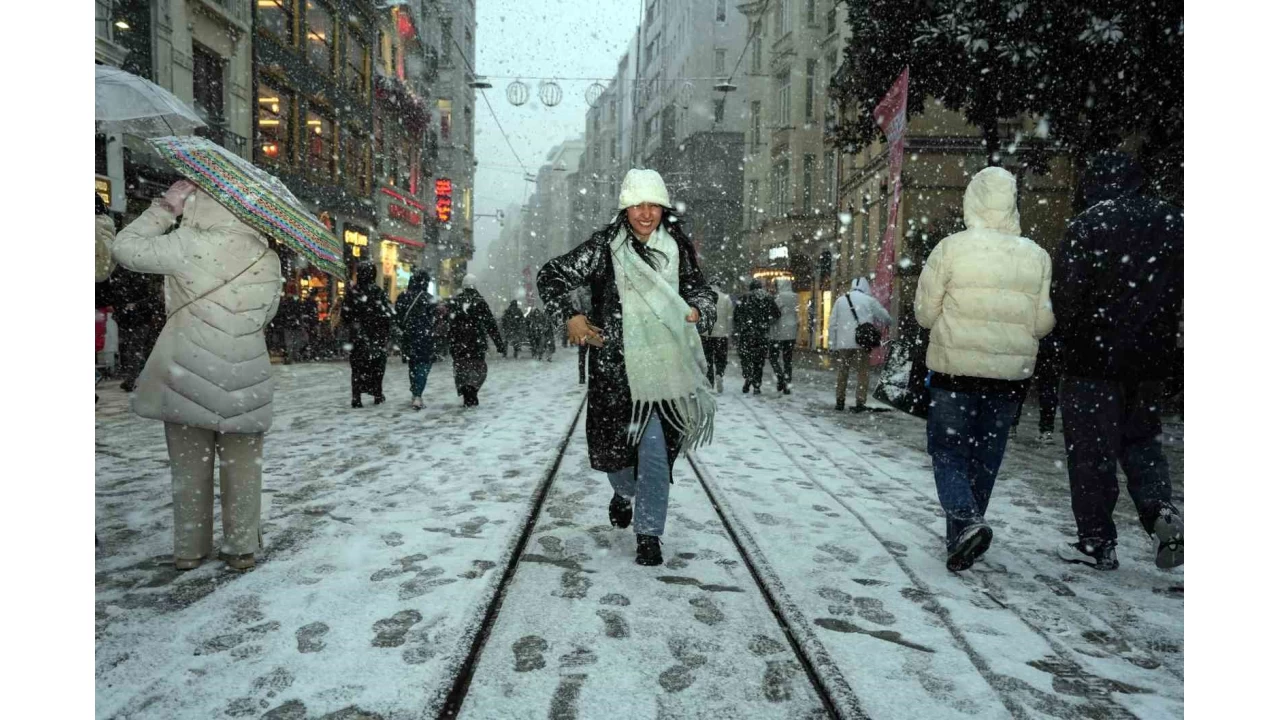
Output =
[
  {"x1": 538, "y1": 213, "x2": 717, "y2": 476},
  {"x1": 1051, "y1": 152, "x2": 1184, "y2": 381},
  {"x1": 394, "y1": 273, "x2": 438, "y2": 363}
]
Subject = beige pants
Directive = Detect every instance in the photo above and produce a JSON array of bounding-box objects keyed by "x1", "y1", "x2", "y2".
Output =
[
  {"x1": 835, "y1": 348, "x2": 871, "y2": 408},
  {"x1": 164, "y1": 423, "x2": 264, "y2": 560}
]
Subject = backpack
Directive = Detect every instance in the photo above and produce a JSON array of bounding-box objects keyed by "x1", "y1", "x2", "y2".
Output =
[{"x1": 845, "y1": 294, "x2": 882, "y2": 350}]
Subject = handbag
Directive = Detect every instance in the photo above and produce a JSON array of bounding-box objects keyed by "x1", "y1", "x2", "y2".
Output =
[{"x1": 845, "y1": 294, "x2": 882, "y2": 350}]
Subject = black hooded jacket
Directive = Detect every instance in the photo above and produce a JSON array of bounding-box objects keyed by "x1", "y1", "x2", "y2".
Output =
[
  {"x1": 394, "y1": 273, "x2": 437, "y2": 363},
  {"x1": 1051, "y1": 152, "x2": 1183, "y2": 381},
  {"x1": 343, "y1": 264, "x2": 394, "y2": 348},
  {"x1": 537, "y1": 212, "x2": 717, "y2": 475},
  {"x1": 446, "y1": 288, "x2": 504, "y2": 359}
]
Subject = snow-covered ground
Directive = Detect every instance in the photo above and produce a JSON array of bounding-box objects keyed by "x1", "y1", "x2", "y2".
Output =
[{"x1": 95, "y1": 352, "x2": 1183, "y2": 719}]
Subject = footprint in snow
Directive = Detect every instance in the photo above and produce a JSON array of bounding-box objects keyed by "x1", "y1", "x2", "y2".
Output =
[{"x1": 513, "y1": 635, "x2": 549, "y2": 672}]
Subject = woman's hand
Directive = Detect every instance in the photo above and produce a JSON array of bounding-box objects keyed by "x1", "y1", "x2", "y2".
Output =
[
  {"x1": 156, "y1": 180, "x2": 198, "y2": 216},
  {"x1": 566, "y1": 314, "x2": 604, "y2": 347},
  {"x1": 686, "y1": 307, "x2": 700, "y2": 324}
]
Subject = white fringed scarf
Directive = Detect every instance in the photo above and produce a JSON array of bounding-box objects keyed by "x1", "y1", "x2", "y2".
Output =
[{"x1": 610, "y1": 225, "x2": 716, "y2": 452}]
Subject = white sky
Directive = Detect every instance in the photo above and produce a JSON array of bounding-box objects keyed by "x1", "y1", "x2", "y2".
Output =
[{"x1": 470, "y1": 0, "x2": 643, "y2": 272}]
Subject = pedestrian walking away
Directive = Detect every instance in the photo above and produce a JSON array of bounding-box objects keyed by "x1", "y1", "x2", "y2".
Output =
[
  {"x1": 1051, "y1": 151, "x2": 1184, "y2": 571},
  {"x1": 571, "y1": 286, "x2": 593, "y2": 384},
  {"x1": 538, "y1": 168, "x2": 717, "y2": 567},
  {"x1": 111, "y1": 179, "x2": 282, "y2": 572},
  {"x1": 829, "y1": 277, "x2": 892, "y2": 412},
  {"x1": 501, "y1": 300, "x2": 527, "y2": 359},
  {"x1": 700, "y1": 282, "x2": 734, "y2": 393},
  {"x1": 915, "y1": 166, "x2": 1055, "y2": 572},
  {"x1": 343, "y1": 263, "x2": 393, "y2": 408},
  {"x1": 394, "y1": 270, "x2": 438, "y2": 410},
  {"x1": 768, "y1": 277, "x2": 800, "y2": 394},
  {"x1": 1011, "y1": 333, "x2": 1063, "y2": 442},
  {"x1": 734, "y1": 280, "x2": 779, "y2": 395},
  {"x1": 445, "y1": 274, "x2": 505, "y2": 407}
]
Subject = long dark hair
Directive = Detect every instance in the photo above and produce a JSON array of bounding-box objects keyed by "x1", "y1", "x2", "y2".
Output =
[{"x1": 603, "y1": 208, "x2": 697, "y2": 272}]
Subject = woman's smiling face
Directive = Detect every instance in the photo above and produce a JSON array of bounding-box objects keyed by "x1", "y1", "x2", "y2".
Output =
[{"x1": 626, "y1": 202, "x2": 663, "y2": 240}]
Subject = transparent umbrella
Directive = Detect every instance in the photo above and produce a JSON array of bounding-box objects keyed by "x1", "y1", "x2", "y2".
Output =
[{"x1": 95, "y1": 65, "x2": 206, "y2": 137}]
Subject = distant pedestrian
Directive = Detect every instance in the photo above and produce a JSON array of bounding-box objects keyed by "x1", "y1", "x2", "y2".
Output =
[
  {"x1": 112, "y1": 180, "x2": 281, "y2": 571},
  {"x1": 735, "y1": 279, "x2": 779, "y2": 394},
  {"x1": 527, "y1": 305, "x2": 553, "y2": 361},
  {"x1": 301, "y1": 288, "x2": 321, "y2": 360},
  {"x1": 768, "y1": 278, "x2": 800, "y2": 394},
  {"x1": 572, "y1": 287, "x2": 593, "y2": 384},
  {"x1": 1011, "y1": 334, "x2": 1063, "y2": 441},
  {"x1": 275, "y1": 286, "x2": 308, "y2": 365},
  {"x1": 342, "y1": 263, "x2": 393, "y2": 408},
  {"x1": 538, "y1": 168, "x2": 717, "y2": 567},
  {"x1": 501, "y1": 300, "x2": 527, "y2": 359},
  {"x1": 829, "y1": 277, "x2": 891, "y2": 412},
  {"x1": 445, "y1": 274, "x2": 505, "y2": 407},
  {"x1": 700, "y1": 283, "x2": 734, "y2": 393},
  {"x1": 1051, "y1": 151, "x2": 1184, "y2": 571},
  {"x1": 915, "y1": 166, "x2": 1055, "y2": 572},
  {"x1": 394, "y1": 270, "x2": 438, "y2": 410}
]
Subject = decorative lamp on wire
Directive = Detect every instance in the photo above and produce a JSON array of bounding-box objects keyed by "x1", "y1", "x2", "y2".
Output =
[
  {"x1": 538, "y1": 80, "x2": 563, "y2": 107},
  {"x1": 507, "y1": 80, "x2": 530, "y2": 106},
  {"x1": 585, "y1": 82, "x2": 606, "y2": 108}
]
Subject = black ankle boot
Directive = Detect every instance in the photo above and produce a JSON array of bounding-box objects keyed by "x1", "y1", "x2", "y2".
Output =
[
  {"x1": 352, "y1": 394, "x2": 363, "y2": 408},
  {"x1": 609, "y1": 494, "x2": 633, "y2": 529},
  {"x1": 635, "y1": 534, "x2": 662, "y2": 566}
]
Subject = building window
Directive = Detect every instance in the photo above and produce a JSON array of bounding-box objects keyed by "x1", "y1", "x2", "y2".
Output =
[
  {"x1": 825, "y1": 151, "x2": 837, "y2": 208},
  {"x1": 750, "y1": 101, "x2": 762, "y2": 151},
  {"x1": 750, "y1": 23, "x2": 762, "y2": 73},
  {"x1": 438, "y1": 99, "x2": 452, "y2": 142},
  {"x1": 192, "y1": 43, "x2": 226, "y2": 128},
  {"x1": 464, "y1": 106, "x2": 473, "y2": 142},
  {"x1": 775, "y1": 70, "x2": 791, "y2": 126},
  {"x1": 805, "y1": 59, "x2": 817, "y2": 122},
  {"x1": 373, "y1": 116, "x2": 385, "y2": 179},
  {"x1": 806, "y1": 0, "x2": 817, "y2": 26},
  {"x1": 782, "y1": 0, "x2": 794, "y2": 35},
  {"x1": 306, "y1": 109, "x2": 335, "y2": 181},
  {"x1": 346, "y1": 27, "x2": 368, "y2": 98},
  {"x1": 748, "y1": 179, "x2": 760, "y2": 224},
  {"x1": 714, "y1": 49, "x2": 726, "y2": 75},
  {"x1": 827, "y1": 6, "x2": 837, "y2": 35},
  {"x1": 257, "y1": 83, "x2": 291, "y2": 166},
  {"x1": 306, "y1": 1, "x2": 334, "y2": 72},
  {"x1": 802, "y1": 154, "x2": 815, "y2": 215},
  {"x1": 343, "y1": 128, "x2": 369, "y2": 194},
  {"x1": 716, "y1": 0, "x2": 727, "y2": 22},
  {"x1": 258, "y1": 0, "x2": 294, "y2": 45},
  {"x1": 772, "y1": 159, "x2": 790, "y2": 218},
  {"x1": 713, "y1": 98, "x2": 725, "y2": 123},
  {"x1": 95, "y1": 0, "x2": 114, "y2": 42},
  {"x1": 442, "y1": 17, "x2": 452, "y2": 64}
]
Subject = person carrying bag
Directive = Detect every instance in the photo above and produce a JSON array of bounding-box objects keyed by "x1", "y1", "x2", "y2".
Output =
[{"x1": 828, "y1": 277, "x2": 892, "y2": 412}]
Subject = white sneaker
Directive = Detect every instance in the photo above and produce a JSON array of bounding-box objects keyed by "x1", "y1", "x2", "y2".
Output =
[{"x1": 1038, "y1": 431, "x2": 1054, "y2": 444}]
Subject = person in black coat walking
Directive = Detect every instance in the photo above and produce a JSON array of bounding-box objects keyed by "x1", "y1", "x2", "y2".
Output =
[
  {"x1": 342, "y1": 263, "x2": 394, "y2": 407},
  {"x1": 1052, "y1": 151, "x2": 1184, "y2": 571},
  {"x1": 445, "y1": 274, "x2": 505, "y2": 407},
  {"x1": 394, "y1": 270, "x2": 438, "y2": 410},
  {"x1": 538, "y1": 168, "x2": 717, "y2": 567},
  {"x1": 501, "y1": 300, "x2": 527, "y2": 359},
  {"x1": 734, "y1": 280, "x2": 780, "y2": 394}
]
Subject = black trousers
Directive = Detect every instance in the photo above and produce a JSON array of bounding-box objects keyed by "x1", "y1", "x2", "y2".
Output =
[
  {"x1": 768, "y1": 340, "x2": 795, "y2": 387},
  {"x1": 740, "y1": 348, "x2": 767, "y2": 389},
  {"x1": 1061, "y1": 377, "x2": 1176, "y2": 543},
  {"x1": 701, "y1": 337, "x2": 728, "y2": 382},
  {"x1": 117, "y1": 322, "x2": 159, "y2": 383},
  {"x1": 578, "y1": 344, "x2": 589, "y2": 383},
  {"x1": 1014, "y1": 359, "x2": 1062, "y2": 433}
]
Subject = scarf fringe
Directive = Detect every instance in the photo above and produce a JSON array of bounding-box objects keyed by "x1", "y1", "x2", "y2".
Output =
[{"x1": 626, "y1": 384, "x2": 717, "y2": 453}]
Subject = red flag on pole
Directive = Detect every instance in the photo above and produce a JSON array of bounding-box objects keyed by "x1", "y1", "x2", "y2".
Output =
[{"x1": 868, "y1": 67, "x2": 909, "y2": 365}]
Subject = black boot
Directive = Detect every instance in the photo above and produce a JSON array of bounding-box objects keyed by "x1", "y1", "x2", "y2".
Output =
[
  {"x1": 742, "y1": 381, "x2": 751, "y2": 394},
  {"x1": 609, "y1": 494, "x2": 633, "y2": 529},
  {"x1": 352, "y1": 394, "x2": 363, "y2": 408},
  {"x1": 635, "y1": 534, "x2": 663, "y2": 566},
  {"x1": 373, "y1": 394, "x2": 386, "y2": 405}
]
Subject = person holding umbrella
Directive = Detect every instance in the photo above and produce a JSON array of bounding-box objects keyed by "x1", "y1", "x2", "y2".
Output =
[{"x1": 112, "y1": 179, "x2": 282, "y2": 572}]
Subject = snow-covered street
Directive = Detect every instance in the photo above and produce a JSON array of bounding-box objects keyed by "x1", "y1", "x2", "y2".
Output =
[{"x1": 95, "y1": 354, "x2": 1183, "y2": 719}]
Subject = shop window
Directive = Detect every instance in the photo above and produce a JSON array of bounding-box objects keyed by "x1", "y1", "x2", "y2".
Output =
[
  {"x1": 306, "y1": 110, "x2": 335, "y2": 181},
  {"x1": 257, "y1": 84, "x2": 292, "y2": 166},
  {"x1": 306, "y1": 1, "x2": 335, "y2": 73},
  {"x1": 258, "y1": 0, "x2": 294, "y2": 45},
  {"x1": 346, "y1": 27, "x2": 368, "y2": 98}
]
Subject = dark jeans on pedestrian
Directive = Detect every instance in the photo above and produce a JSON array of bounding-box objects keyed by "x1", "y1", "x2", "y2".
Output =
[
  {"x1": 927, "y1": 387, "x2": 1019, "y2": 550},
  {"x1": 1013, "y1": 361, "x2": 1062, "y2": 433},
  {"x1": 1060, "y1": 377, "x2": 1176, "y2": 543},
  {"x1": 768, "y1": 340, "x2": 795, "y2": 387},
  {"x1": 701, "y1": 336, "x2": 728, "y2": 383},
  {"x1": 408, "y1": 360, "x2": 432, "y2": 397}
]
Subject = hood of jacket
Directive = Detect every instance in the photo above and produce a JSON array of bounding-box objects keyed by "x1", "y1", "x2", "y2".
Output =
[
  {"x1": 182, "y1": 190, "x2": 263, "y2": 242},
  {"x1": 963, "y1": 167, "x2": 1021, "y2": 236},
  {"x1": 849, "y1": 277, "x2": 871, "y2": 295},
  {"x1": 404, "y1": 271, "x2": 432, "y2": 296},
  {"x1": 1080, "y1": 151, "x2": 1146, "y2": 207}
]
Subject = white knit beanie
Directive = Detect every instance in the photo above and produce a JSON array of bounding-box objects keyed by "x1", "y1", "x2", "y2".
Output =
[
  {"x1": 463, "y1": 273, "x2": 477, "y2": 289},
  {"x1": 617, "y1": 168, "x2": 671, "y2": 210}
]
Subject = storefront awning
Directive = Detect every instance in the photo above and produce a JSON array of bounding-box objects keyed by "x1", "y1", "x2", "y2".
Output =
[{"x1": 381, "y1": 233, "x2": 424, "y2": 248}]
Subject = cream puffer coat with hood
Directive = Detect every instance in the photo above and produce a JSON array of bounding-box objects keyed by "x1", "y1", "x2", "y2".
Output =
[
  {"x1": 112, "y1": 191, "x2": 282, "y2": 433},
  {"x1": 769, "y1": 277, "x2": 800, "y2": 341},
  {"x1": 914, "y1": 167, "x2": 1054, "y2": 381}
]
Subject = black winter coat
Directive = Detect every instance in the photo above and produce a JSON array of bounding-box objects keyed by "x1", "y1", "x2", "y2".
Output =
[
  {"x1": 395, "y1": 287, "x2": 438, "y2": 363},
  {"x1": 446, "y1": 288, "x2": 504, "y2": 359},
  {"x1": 1051, "y1": 153, "x2": 1183, "y2": 382},
  {"x1": 501, "y1": 303, "x2": 527, "y2": 344},
  {"x1": 734, "y1": 290, "x2": 780, "y2": 354},
  {"x1": 538, "y1": 218, "x2": 717, "y2": 476}
]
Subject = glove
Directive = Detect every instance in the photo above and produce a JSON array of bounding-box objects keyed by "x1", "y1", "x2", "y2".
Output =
[{"x1": 157, "y1": 180, "x2": 198, "y2": 216}]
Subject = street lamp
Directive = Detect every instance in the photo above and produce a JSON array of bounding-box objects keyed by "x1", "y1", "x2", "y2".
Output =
[
  {"x1": 713, "y1": 79, "x2": 738, "y2": 93},
  {"x1": 470, "y1": 77, "x2": 493, "y2": 90},
  {"x1": 475, "y1": 210, "x2": 505, "y2": 227}
]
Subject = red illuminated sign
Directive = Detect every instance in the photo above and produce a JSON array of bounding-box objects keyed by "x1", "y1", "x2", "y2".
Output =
[
  {"x1": 435, "y1": 178, "x2": 453, "y2": 223},
  {"x1": 388, "y1": 203, "x2": 421, "y2": 226}
]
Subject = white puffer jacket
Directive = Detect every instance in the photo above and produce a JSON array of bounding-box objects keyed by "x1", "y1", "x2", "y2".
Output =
[
  {"x1": 769, "y1": 278, "x2": 800, "y2": 341},
  {"x1": 829, "y1": 277, "x2": 892, "y2": 351},
  {"x1": 707, "y1": 286, "x2": 734, "y2": 338},
  {"x1": 914, "y1": 167, "x2": 1054, "y2": 381},
  {"x1": 112, "y1": 191, "x2": 282, "y2": 433}
]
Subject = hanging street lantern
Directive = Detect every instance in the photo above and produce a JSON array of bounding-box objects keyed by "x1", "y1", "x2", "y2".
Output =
[
  {"x1": 585, "y1": 82, "x2": 606, "y2": 108},
  {"x1": 507, "y1": 80, "x2": 530, "y2": 106},
  {"x1": 538, "y1": 80, "x2": 563, "y2": 107}
]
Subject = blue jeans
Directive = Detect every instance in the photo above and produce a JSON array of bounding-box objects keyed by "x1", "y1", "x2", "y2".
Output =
[
  {"x1": 607, "y1": 415, "x2": 671, "y2": 537},
  {"x1": 927, "y1": 388, "x2": 1018, "y2": 550},
  {"x1": 409, "y1": 360, "x2": 432, "y2": 397}
]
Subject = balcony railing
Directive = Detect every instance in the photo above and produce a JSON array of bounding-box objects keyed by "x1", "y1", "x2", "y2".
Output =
[{"x1": 198, "y1": 122, "x2": 249, "y2": 158}]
